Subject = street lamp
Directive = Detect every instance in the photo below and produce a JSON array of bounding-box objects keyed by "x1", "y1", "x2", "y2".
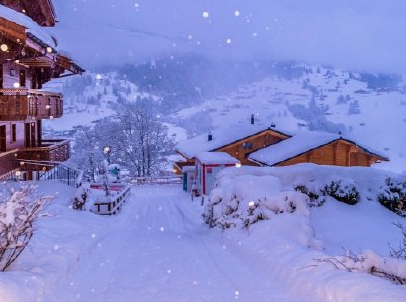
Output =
[{"x1": 103, "y1": 146, "x2": 111, "y2": 164}]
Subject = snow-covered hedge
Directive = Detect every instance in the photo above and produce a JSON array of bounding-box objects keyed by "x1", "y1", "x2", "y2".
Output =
[
  {"x1": 204, "y1": 164, "x2": 398, "y2": 230},
  {"x1": 203, "y1": 174, "x2": 310, "y2": 229},
  {"x1": 71, "y1": 183, "x2": 91, "y2": 211},
  {"x1": 378, "y1": 177, "x2": 406, "y2": 217},
  {"x1": 321, "y1": 180, "x2": 359, "y2": 205}
]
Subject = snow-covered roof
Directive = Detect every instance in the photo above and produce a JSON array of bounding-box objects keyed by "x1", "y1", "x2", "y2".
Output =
[
  {"x1": 248, "y1": 131, "x2": 388, "y2": 166},
  {"x1": 182, "y1": 165, "x2": 195, "y2": 172},
  {"x1": 175, "y1": 124, "x2": 290, "y2": 159},
  {"x1": 196, "y1": 152, "x2": 239, "y2": 165},
  {"x1": 0, "y1": 5, "x2": 56, "y2": 47}
]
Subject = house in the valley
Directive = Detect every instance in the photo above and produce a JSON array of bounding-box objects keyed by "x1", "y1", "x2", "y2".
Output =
[
  {"x1": 0, "y1": 0, "x2": 84, "y2": 179},
  {"x1": 174, "y1": 119, "x2": 291, "y2": 175},
  {"x1": 247, "y1": 131, "x2": 388, "y2": 167}
]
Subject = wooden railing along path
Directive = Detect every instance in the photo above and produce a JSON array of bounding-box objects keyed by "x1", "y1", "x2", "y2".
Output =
[{"x1": 91, "y1": 184, "x2": 132, "y2": 215}]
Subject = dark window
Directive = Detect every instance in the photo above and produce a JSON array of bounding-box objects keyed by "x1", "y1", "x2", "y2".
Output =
[
  {"x1": 11, "y1": 124, "x2": 16, "y2": 142},
  {"x1": 15, "y1": 99, "x2": 20, "y2": 113},
  {"x1": 19, "y1": 70, "x2": 26, "y2": 87},
  {"x1": 243, "y1": 142, "x2": 253, "y2": 149}
]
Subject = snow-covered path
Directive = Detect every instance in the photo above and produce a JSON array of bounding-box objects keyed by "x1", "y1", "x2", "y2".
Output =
[{"x1": 49, "y1": 185, "x2": 318, "y2": 302}]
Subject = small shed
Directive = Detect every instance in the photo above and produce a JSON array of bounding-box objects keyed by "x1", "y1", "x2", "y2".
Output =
[
  {"x1": 182, "y1": 165, "x2": 196, "y2": 192},
  {"x1": 195, "y1": 152, "x2": 239, "y2": 195}
]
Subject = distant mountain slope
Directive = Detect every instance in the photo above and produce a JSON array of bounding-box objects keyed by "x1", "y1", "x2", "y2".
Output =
[{"x1": 43, "y1": 60, "x2": 405, "y2": 172}]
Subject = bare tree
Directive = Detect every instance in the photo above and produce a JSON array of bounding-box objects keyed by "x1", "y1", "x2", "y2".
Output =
[{"x1": 0, "y1": 184, "x2": 54, "y2": 271}]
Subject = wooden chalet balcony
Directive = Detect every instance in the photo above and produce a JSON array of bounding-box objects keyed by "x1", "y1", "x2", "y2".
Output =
[
  {"x1": 0, "y1": 89, "x2": 63, "y2": 121},
  {"x1": 0, "y1": 150, "x2": 19, "y2": 178},
  {"x1": 18, "y1": 139, "x2": 71, "y2": 162}
]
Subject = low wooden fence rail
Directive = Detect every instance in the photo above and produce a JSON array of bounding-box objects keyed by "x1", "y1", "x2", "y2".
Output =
[
  {"x1": 91, "y1": 184, "x2": 132, "y2": 215},
  {"x1": 131, "y1": 176, "x2": 182, "y2": 185}
]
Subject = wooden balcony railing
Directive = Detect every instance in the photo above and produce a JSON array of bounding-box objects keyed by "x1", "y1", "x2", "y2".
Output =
[
  {"x1": 0, "y1": 89, "x2": 63, "y2": 121},
  {"x1": 0, "y1": 150, "x2": 20, "y2": 179},
  {"x1": 18, "y1": 139, "x2": 71, "y2": 162}
]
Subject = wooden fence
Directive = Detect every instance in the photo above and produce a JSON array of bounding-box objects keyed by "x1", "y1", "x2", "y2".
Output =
[
  {"x1": 91, "y1": 184, "x2": 132, "y2": 215},
  {"x1": 130, "y1": 176, "x2": 182, "y2": 185}
]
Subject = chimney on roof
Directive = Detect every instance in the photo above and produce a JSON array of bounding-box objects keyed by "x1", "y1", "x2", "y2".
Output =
[
  {"x1": 208, "y1": 132, "x2": 213, "y2": 141},
  {"x1": 270, "y1": 122, "x2": 276, "y2": 128},
  {"x1": 339, "y1": 131, "x2": 342, "y2": 138},
  {"x1": 251, "y1": 114, "x2": 255, "y2": 125}
]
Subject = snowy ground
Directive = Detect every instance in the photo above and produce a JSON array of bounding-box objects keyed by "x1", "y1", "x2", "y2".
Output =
[{"x1": 1, "y1": 180, "x2": 406, "y2": 301}]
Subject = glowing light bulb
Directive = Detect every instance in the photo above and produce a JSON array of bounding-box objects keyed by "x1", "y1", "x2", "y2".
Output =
[{"x1": 0, "y1": 44, "x2": 8, "y2": 52}]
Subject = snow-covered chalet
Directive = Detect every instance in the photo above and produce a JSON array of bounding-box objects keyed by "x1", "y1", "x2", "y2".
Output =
[
  {"x1": 0, "y1": 0, "x2": 84, "y2": 179},
  {"x1": 174, "y1": 119, "x2": 388, "y2": 175}
]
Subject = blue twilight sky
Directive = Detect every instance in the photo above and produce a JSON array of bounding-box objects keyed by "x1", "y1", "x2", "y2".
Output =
[{"x1": 52, "y1": 0, "x2": 406, "y2": 73}]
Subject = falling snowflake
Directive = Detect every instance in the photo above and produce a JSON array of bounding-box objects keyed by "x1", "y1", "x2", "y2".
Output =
[
  {"x1": 96, "y1": 74, "x2": 102, "y2": 80},
  {"x1": 202, "y1": 11, "x2": 209, "y2": 18},
  {"x1": 226, "y1": 38, "x2": 232, "y2": 44},
  {"x1": 234, "y1": 10, "x2": 240, "y2": 17}
]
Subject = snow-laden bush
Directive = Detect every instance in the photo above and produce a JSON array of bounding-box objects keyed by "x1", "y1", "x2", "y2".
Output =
[
  {"x1": 294, "y1": 184, "x2": 325, "y2": 207},
  {"x1": 321, "y1": 180, "x2": 360, "y2": 205},
  {"x1": 203, "y1": 175, "x2": 310, "y2": 229},
  {"x1": 316, "y1": 250, "x2": 406, "y2": 285},
  {"x1": 0, "y1": 184, "x2": 54, "y2": 271},
  {"x1": 377, "y1": 177, "x2": 406, "y2": 217},
  {"x1": 72, "y1": 183, "x2": 91, "y2": 211}
]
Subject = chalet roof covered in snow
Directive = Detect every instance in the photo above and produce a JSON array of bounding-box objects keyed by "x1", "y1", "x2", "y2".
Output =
[
  {"x1": 248, "y1": 131, "x2": 388, "y2": 166},
  {"x1": 0, "y1": 5, "x2": 56, "y2": 47},
  {"x1": 175, "y1": 124, "x2": 290, "y2": 159},
  {"x1": 196, "y1": 152, "x2": 239, "y2": 165}
]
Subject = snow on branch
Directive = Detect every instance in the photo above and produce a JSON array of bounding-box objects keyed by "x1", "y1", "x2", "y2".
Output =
[
  {"x1": 314, "y1": 249, "x2": 406, "y2": 285},
  {"x1": 0, "y1": 184, "x2": 55, "y2": 271}
]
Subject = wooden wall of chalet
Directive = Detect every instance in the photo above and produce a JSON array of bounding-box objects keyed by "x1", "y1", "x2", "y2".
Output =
[
  {"x1": 2, "y1": 62, "x2": 32, "y2": 89},
  {"x1": 276, "y1": 140, "x2": 380, "y2": 167},
  {"x1": 0, "y1": 120, "x2": 40, "y2": 152},
  {"x1": 218, "y1": 130, "x2": 289, "y2": 165},
  {"x1": 0, "y1": 121, "x2": 26, "y2": 150}
]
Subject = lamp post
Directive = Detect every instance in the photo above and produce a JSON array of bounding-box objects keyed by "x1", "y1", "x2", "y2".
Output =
[
  {"x1": 102, "y1": 146, "x2": 111, "y2": 197},
  {"x1": 103, "y1": 146, "x2": 111, "y2": 164}
]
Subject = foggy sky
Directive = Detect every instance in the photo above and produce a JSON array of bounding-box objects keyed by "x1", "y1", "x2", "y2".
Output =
[{"x1": 52, "y1": 0, "x2": 406, "y2": 73}]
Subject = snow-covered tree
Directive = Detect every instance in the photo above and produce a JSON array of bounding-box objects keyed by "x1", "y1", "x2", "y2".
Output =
[
  {"x1": 72, "y1": 99, "x2": 174, "y2": 178},
  {"x1": 113, "y1": 99, "x2": 174, "y2": 176}
]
